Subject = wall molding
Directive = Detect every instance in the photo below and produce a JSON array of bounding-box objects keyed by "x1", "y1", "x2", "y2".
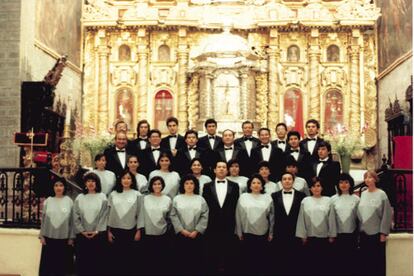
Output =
[{"x1": 378, "y1": 50, "x2": 413, "y2": 80}]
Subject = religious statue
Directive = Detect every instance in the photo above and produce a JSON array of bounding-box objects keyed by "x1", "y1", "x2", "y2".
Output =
[{"x1": 287, "y1": 45, "x2": 300, "y2": 62}]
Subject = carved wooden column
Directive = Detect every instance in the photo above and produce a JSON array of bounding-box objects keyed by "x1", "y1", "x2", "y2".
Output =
[
  {"x1": 267, "y1": 29, "x2": 280, "y2": 131},
  {"x1": 308, "y1": 28, "x2": 321, "y2": 121},
  {"x1": 240, "y1": 67, "x2": 249, "y2": 119},
  {"x1": 206, "y1": 72, "x2": 214, "y2": 118},
  {"x1": 349, "y1": 29, "x2": 361, "y2": 134},
  {"x1": 96, "y1": 29, "x2": 110, "y2": 133},
  {"x1": 137, "y1": 28, "x2": 148, "y2": 120},
  {"x1": 177, "y1": 28, "x2": 189, "y2": 132}
]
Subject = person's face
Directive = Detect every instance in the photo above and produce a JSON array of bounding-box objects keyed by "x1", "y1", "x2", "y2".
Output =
[
  {"x1": 317, "y1": 146, "x2": 329, "y2": 159},
  {"x1": 116, "y1": 122, "x2": 128, "y2": 133},
  {"x1": 167, "y1": 121, "x2": 178, "y2": 135},
  {"x1": 222, "y1": 130, "x2": 234, "y2": 146},
  {"x1": 242, "y1": 123, "x2": 253, "y2": 137},
  {"x1": 259, "y1": 167, "x2": 270, "y2": 179},
  {"x1": 86, "y1": 179, "x2": 97, "y2": 193},
  {"x1": 206, "y1": 123, "x2": 217, "y2": 135},
  {"x1": 184, "y1": 180, "x2": 195, "y2": 194},
  {"x1": 52, "y1": 157, "x2": 60, "y2": 170},
  {"x1": 229, "y1": 163, "x2": 240, "y2": 177},
  {"x1": 339, "y1": 180, "x2": 351, "y2": 194},
  {"x1": 306, "y1": 123, "x2": 319, "y2": 137},
  {"x1": 185, "y1": 134, "x2": 198, "y2": 146},
  {"x1": 310, "y1": 182, "x2": 323, "y2": 196},
  {"x1": 250, "y1": 178, "x2": 263, "y2": 194},
  {"x1": 127, "y1": 157, "x2": 139, "y2": 171},
  {"x1": 121, "y1": 173, "x2": 133, "y2": 189},
  {"x1": 53, "y1": 181, "x2": 65, "y2": 196},
  {"x1": 191, "y1": 160, "x2": 203, "y2": 175},
  {"x1": 276, "y1": 126, "x2": 287, "y2": 139},
  {"x1": 95, "y1": 156, "x2": 106, "y2": 170},
  {"x1": 115, "y1": 133, "x2": 128, "y2": 149},
  {"x1": 286, "y1": 165, "x2": 297, "y2": 175},
  {"x1": 149, "y1": 133, "x2": 161, "y2": 146},
  {"x1": 159, "y1": 157, "x2": 171, "y2": 170},
  {"x1": 259, "y1": 130, "x2": 271, "y2": 144},
  {"x1": 152, "y1": 180, "x2": 163, "y2": 194},
  {"x1": 364, "y1": 174, "x2": 377, "y2": 189},
  {"x1": 214, "y1": 162, "x2": 228, "y2": 179},
  {"x1": 288, "y1": 135, "x2": 300, "y2": 148},
  {"x1": 281, "y1": 174, "x2": 294, "y2": 190},
  {"x1": 139, "y1": 123, "x2": 149, "y2": 137}
]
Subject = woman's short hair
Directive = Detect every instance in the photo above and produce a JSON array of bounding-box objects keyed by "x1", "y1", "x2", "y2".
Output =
[
  {"x1": 227, "y1": 159, "x2": 240, "y2": 169},
  {"x1": 363, "y1": 170, "x2": 379, "y2": 183},
  {"x1": 94, "y1": 153, "x2": 105, "y2": 162},
  {"x1": 157, "y1": 152, "x2": 172, "y2": 170},
  {"x1": 179, "y1": 174, "x2": 200, "y2": 195},
  {"x1": 127, "y1": 154, "x2": 140, "y2": 164},
  {"x1": 82, "y1": 172, "x2": 102, "y2": 194},
  {"x1": 114, "y1": 170, "x2": 138, "y2": 193},
  {"x1": 257, "y1": 161, "x2": 271, "y2": 171},
  {"x1": 190, "y1": 157, "x2": 203, "y2": 168},
  {"x1": 51, "y1": 177, "x2": 68, "y2": 196},
  {"x1": 148, "y1": 176, "x2": 166, "y2": 193},
  {"x1": 337, "y1": 173, "x2": 355, "y2": 195},
  {"x1": 310, "y1": 177, "x2": 322, "y2": 187},
  {"x1": 246, "y1": 173, "x2": 266, "y2": 194},
  {"x1": 281, "y1": 171, "x2": 296, "y2": 181}
]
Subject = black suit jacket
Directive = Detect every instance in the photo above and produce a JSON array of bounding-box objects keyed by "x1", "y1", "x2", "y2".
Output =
[
  {"x1": 234, "y1": 136, "x2": 260, "y2": 177},
  {"x1": 299, "y1": 137, "x2": 324, "y2": 162},
  {"x1": 103, "y1": 146, "x2": 132, "y2": 178},
  {"x1": 283, "y1": 149, "x2": 313, "y2": 186},
  {"x1": 130, "y1": 137, "x2": 150, "y2": 156},
  {"x1": 197, "y1": 135, "x2": 223, "y2": 151},
  {"x1": 160, "y1": 134, "x2": 185, "y2": 152},
  {"x1": 202, "y1": 180, "x2": 240, "y2": 238},
  {"x1": 272, "y1": 190, "x2": 306, "y2": 242},
  {"x1": 272, "y1": 139, "x2": 289, "y2": 153},
  {"x1": 234, "y1": 136, "x2": 260, "y2": 155},
  {"x1": 213, "y1": 145, "x2": 249, "y2": 170},
  {"x1": 173, "y1": 147, "x2": 207, "y2": 176},
  {"x1": 138, "y1": 148, "x2": 169, "y2": 178},
  {"x1": 312, "y1": 159, "x2": 341, "y2": 196},
  {"x1": 251, "y1": 144, "x2": 284, "y2": 182}
]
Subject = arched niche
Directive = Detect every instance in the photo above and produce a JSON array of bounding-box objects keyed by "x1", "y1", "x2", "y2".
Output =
[
  {"x1": 287, "y1": 45, "x2": 300, "y2": 62},
  {"x1": 154, "y1": 90, "x2": 174, "y2": 131},
  {"x1": 158, "y1": 45, "x2": 171, "y2": 62},
  {"x1": 115, "y1": 88, "x2": 133, "y2": 128},
  {"x1": 283, "y1": 88, "x2": 304, "y2": 136},
  {"x1": 324, "y1": 89, "x2": 344, "y2": 132},
  {"x1": 327, "y1": 45, "x2": 340, "y2": 62},
  {"x1": 119, "y1": 45, "x2": 131, "y2": 61}
]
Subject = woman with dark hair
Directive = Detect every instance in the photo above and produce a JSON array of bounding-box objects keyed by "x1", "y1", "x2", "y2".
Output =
[
  {"x1": 107, "y1": 170, "x2": 144, "y2": 274},
  {"x1": 170, "y1": 174, "x2": 209, "y2": 274},
  {"x1": 235, "y1": 173, "x2": 274, "y2": 274},
  {"x1": 139, "y1": 176, "x2": 172, "y2": 274},
  {"x1": 296, "y1": 178, "x2": 336, "y2": 275},
  {"x1": 357, "y1": 170, "x2": 392, "y2": 276},
  {"x1": 149, "y1": 152, "x2": 180, "y2": 199},
  {"x1": 39, "y1": 178, "x2": 75, "y2": 275},
  {"x1": 190, "y1": 158, "x2": 211, "y2": 194},
  {"x1": 227, "y1": 159, "x2": 248, "y2": 194},
  {"x1": 73, "y1": 172, "x2": 108, "y2": 275},
  {"x1": 92, "y1": 153, "x2": 116, "y2": 196},
  {"x1": 329, "y1": 173, "x2": 360, "y2": 275},
  {"x1": 127, "y1": 155, "x2": 148, "y2": 194}
]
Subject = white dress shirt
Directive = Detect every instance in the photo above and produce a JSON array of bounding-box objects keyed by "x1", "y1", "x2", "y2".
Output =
[
  {"x1": 215, "y1": 178, "x2": 228, "y2": 208},
  {"x1": 276, "y1": 139, "x2": 287, "y2": 151},
  {"x1": 224, "y1": 145, "x2": 234, "y2": 162},
  {"x1": 139, "y1": 139, "x2": 147, "y2": 150},
  {"x1": 290, "y1": 148, "x2": 300, "y2": 161},
  {"x1": 261, "y1": 144, "x2": 271, "y2": 161},
  {"x1": 244, "y1": 139, "x2": 253, "y2": 157},
  {"x1": 209, "y1": 136, "x2": 216, "y2": 149},
  {"x1": 282, "y1": 189, "x2": 294, "y2": 215},
  {"x1": 151, "y1": 147, "x2": 161, "y2": 164},
  {"x1": 116, "y1": 147, "x2": 126, "y2": 168},
  {"x1": 307, "y1": 138, "x2": 317, "y2": 154},
  {"x1": 169, "y1": 136, "x2": 177, "y2": 150},
  {"x1": 188, "y1": 147, "x2": 196, "y2": 159},
  {"x1": 316, "y1": 157, "x2": 329, "y2": 176}
]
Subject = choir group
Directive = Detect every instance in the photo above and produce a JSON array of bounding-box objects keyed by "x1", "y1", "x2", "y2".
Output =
[{"x1": 39, "y1": 118, "x2": 392, "y2": 276}]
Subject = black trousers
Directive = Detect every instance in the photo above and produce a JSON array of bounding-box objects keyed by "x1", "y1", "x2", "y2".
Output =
[
  {"x1": 359, "y1": 233, "x2": 386, "y2": 276},
  {"x1": 205, "y1": 233, "x2": 239, "y2": 275},
  {"x1": 304, "y1": 237, "x2": 333, "y2": 275},
  {"x1": 39, "y1": 238, "x2": 74, "y2": 276},
  {"x1": 240, "y1": 233, "x2": 269, "y2": 275},
  {"x1": 332, "y1": 232, "x2": 359, "y2": 275},
  {"x1": 174, "y1": 233, "x2": 205, "y2": 275},
  {"x1": 272, "y1": 237, "x2": 304, "y2": 275},
  {"x1": 75, "y1": 232, "x2": 107, "y2": 276},
  {"x1": 142, "y1": 233, "x2": 170, "y2": 275}
]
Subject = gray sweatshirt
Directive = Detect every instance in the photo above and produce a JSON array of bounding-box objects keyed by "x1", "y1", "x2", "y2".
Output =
[
  {"x1": 170, "y1": 194, "x2": 209, "y2": 234},
  {"x1": 73, "y1": 193, "x2": 108, "y2": 234},
  {"x1": 40, "y1": 196, "x2": 75, "y2": 239},
  {"x1": 138, "y1": 194, "x2": 172, "y2": 235},
  {"x1": 149, "y1": 170, "x2": 180, "y2": 199},
  {"x1": 92, "y1": 169, "x2": 116, "y2": 196},
  {"x1": 107, "y1": 189, "x2": 143, "y2": 230},
  {"x1": 330, "y1": 194, "x2": 360, "y2": 234}
]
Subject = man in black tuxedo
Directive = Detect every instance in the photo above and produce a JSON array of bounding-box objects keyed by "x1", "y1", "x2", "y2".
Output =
[
  {"x1": 284, "y1": 130, "x2": 313, "y2": 185},
  {"x1": 197, "y1": 118, "x2": 223, "y2": 151},
  {"x1": 160, "y1": 116, "x2": 185, "y2": 157},
  {"x1": 234, "y1": 120, "x2": 260, "y2": 158},
  {"x1": 130, "y1": 119, "x2": 151, "y2": 154},
  {"x1": 202, "y1": 161, "x2": 240, "y2": 274},
  {"x1": 271, "y1": 171, "x2": 306, "y2": 275},
  {"x1": 104, "y1": 131, "x2": 132, "y2": 178},
  {"x1": 272, "y1": 122, "x2": 288, "y2": 152},
  {"x1": 213, "y1": 129, "x2": 248, "y2": 171},
  {"x1": 139, "y1": 129, "x2": 168, "y2": 178},
  {"x1": 311, "y1": 141, "x2": 341, "y2": 196},
  {"x1": 299, "y1": 119, "x2": 324, "y2": 162},
  {"x1": 251, "y1": 127, "x2": 284, "y2": 182},
  {"x1": 174, "y1": 129, "x2": 207, "y2": 176}
]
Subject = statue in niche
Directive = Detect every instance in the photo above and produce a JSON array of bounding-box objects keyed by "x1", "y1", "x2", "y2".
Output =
[
  {"x1": 215, "y1": 74, "x2": 240, "y2": 120},
  {"x1": 158, "y1": 45, "x2": 171, "y2": 62},
  {"x1": 325, "y1": 90, "x2": 343, "y2": 132},
  {"x1": 119, "y1": 45, "x2": 131, "y2": 61},
  {"x1": 327, "y1": 45, "x2": 340, "y2": 62},
  {"x1": 116, "y1": 89, "x2": 133, "y2": 128},
  {"x1": 287, "y1": 45, "x2": 300, "y2": 62}
]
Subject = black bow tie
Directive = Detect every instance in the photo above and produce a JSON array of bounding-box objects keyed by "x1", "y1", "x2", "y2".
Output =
[
  {"x1": 169, "y1": 135, "x2": 177, "y2": 138},
  {"x1": 291, "y1": 149, "x2": 299, "y2": 153},
  {"x1": 116, "y1": 149, "x2": 125, "y2": 153},
  {"x1": 283, "y1": 191, "x2": 292, "y2": 194},
  {"x1": 244, "y1": 137, "x2": 253, "y2": 141},
  {"x1": 307, "y1": 138, "x2": 317, "y2": 141},
  {"x1": 151, "y1": 148, "x2": 160, "y2": 151},
  {"x1": 261, "y1": 144, "x2": 269, "y2": 149},
  {"x1": 318, "y1": 160, "x2": 328, "y2": 165},
  {"x1": 138, "y1": 137, "x2": 147, "y2": 141},
  {"x1": 208, "y1": 136, "x2": 215, "y2": 140},
  {"x1": 217, "y1": 180, "x2": 225, "y2": 183},
  {"x1": 224, "y1": 147, "x2": 233, "y2": 150},
  {"x1": 188, "y1": 146, "x2": 196, "y2": 150},
  {"x1": 278, "y1": 140, "x2": 286, "y2": 144}
]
